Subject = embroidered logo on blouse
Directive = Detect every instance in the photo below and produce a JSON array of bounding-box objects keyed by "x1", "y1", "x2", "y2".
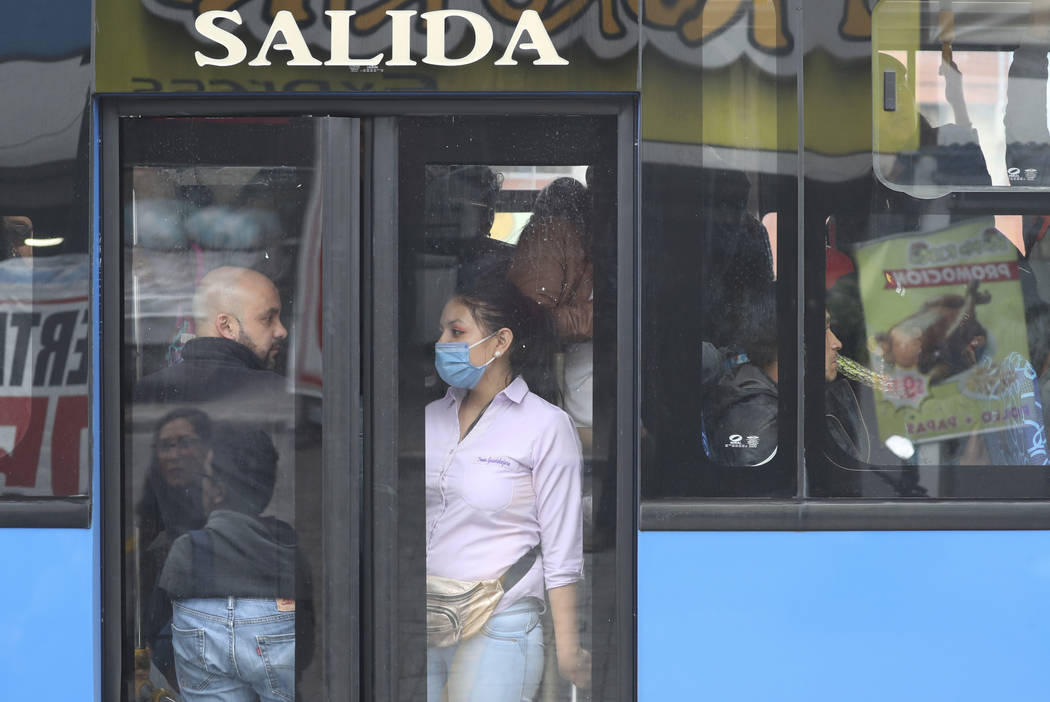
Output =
[{"x1": 477, "y1": 456, "x2": 512, "y2": 469}]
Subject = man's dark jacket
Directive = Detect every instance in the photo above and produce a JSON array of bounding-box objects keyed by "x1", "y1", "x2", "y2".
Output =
[{"x1": 134, "y1": 337, "x2": 284, "y2": 405}]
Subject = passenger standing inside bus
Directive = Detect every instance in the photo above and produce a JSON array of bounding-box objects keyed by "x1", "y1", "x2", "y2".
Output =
[
  {"x1": 134, "y1": 265, "x2": 289, "y2": 404},
  {"x1": 134, "y1": 265, "x2": 294, "y2": 523},
  {"x1": 159, "y1": 424, "x2": 312, "y2": 702},
  {"x1": 137, "y1": 408, "x2": 211, "y2": 689},
  {"x1": 508, "y1": 177, "x2": 594, "y2": 433},
  {"x1": 426, "y1": 277, "x2": 589, "y2": 702}
]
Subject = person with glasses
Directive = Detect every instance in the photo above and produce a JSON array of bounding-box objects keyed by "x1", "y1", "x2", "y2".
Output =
[{"x1": 136, "y1": 408, "x2": 212, "y2": 691}]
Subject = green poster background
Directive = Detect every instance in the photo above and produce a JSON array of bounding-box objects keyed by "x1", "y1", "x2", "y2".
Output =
[{"x1": 854, "y1": 219, "x2": 1037, "y2": 444}]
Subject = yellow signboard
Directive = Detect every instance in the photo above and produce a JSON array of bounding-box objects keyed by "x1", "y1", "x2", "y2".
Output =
[{"x1": 96, "y1": 0, "x2": 883, "y2": 159}]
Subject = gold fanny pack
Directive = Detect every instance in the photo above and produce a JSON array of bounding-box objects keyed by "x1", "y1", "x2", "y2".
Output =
[{"x1": 426, "y1": 546, "x2": 538, "y2": 648}]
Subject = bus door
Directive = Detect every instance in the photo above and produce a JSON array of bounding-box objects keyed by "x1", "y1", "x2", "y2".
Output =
[{"x1": 106, "y1": 103, "x2": 634, "y2": 702}]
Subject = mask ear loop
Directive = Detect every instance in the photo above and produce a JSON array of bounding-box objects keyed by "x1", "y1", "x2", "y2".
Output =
[
  {"x1": 468, "y1": 331, "x2": 502, "y2": 369},
  {"x1": 467, "y1": 331, "x2": 499, "y2": 350}
]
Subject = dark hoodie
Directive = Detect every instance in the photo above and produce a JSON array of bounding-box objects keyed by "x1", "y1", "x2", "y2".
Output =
[
  {"x1": 159, "y1": 508, "x2": 315, "y2": 667},
  {"x1": 159, "y1": 509, "x2": 302, "y2": 599}
]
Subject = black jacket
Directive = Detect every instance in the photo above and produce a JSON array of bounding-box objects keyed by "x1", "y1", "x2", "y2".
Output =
[
  {"x1": 134, "y1": 337, "x2": 285, "y2": 405},
  {"x1": 704, "y1": 363, "x2": 778, "y2": 467},
  {"x1": 823, "y1": 377, "x2": 871, "y2": 468}
]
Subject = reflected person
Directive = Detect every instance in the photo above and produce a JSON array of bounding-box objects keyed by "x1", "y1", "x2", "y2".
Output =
[
  {"x1": 134, "y1": 265, "x2": 295, "y2": 525},
  {"x1": 1, "y1": 215, "x2": 35, "y2": 259},
  {"x1": 137, "y1": 409, "x2": 211, "y2": 689},
  {"x1": 134, "y1": 265, "x2": 288, "y2": 405},
  {"x1": 508, "y1": 177, "x2": 594, "y2": 430},
  {"x1": 426, "y1": 276, "x2": 589, "y2": 701},
  {"x1": 159, "y1": 424, "x2": 312, "y2": 702}
]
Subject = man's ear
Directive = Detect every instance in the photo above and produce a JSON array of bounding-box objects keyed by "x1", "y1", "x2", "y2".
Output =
[{"x1": 215, "y1": 312, "x2": 239, "y2": 341}]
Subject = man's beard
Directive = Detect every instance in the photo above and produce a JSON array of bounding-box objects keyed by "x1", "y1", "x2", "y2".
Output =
[{"x1": 238, "y1": 332, "x2": 279, "y2": 370}]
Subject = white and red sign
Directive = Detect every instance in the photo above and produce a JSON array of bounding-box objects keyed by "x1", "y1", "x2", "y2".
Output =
[{"x1": 0, "y1": 255, "x2": 91, "y2": 496}]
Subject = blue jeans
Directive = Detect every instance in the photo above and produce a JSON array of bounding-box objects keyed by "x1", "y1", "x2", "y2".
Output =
[
  {"x1": 427, "y1": 598, "x2": 545, "y2": 702},
  {"x1": 172, "y1": 597, "x2": 296, "y2": 702}
]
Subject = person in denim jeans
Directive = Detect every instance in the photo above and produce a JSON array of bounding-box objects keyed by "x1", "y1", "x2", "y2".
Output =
[
  {"x1": 427, "y1": 276, "x2": 590, "y2": 702},
  {"x1": 159, "y1": 425, "x2": 311, "y2": 702},
  {"x1": 427, "y1": 598, "x2": 546, "y2": 702}
]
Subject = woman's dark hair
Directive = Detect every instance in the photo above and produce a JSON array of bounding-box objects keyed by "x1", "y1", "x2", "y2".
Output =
[
  {"x1": 518, "y1": 177, "x2": 591, "y2": 253},
  {"x1": 455, "y1": 273, "x2": 560, "y2": 403},
  {"x1": 533, "y1": 177, "x2": 588, "y2": 227},
  {"x1": 150, "y1": 407, "x2": 212, "y2": 451},
  {"x1": 138, "y1": 408, "x2": 213, "y2": 541}
]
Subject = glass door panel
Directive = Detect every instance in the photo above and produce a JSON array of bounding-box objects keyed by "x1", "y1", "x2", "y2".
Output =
[
  {"x1": 387, "y1": 114, "x2": 622, "y2": 702},
  {"x1": 119, "y1": 116, "x2": 342, "y2": 700}
]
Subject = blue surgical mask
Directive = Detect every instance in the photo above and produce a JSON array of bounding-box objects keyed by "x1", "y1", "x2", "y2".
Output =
[{"x1": 435, "y1": 332, "x2": 498, "y2": 389}]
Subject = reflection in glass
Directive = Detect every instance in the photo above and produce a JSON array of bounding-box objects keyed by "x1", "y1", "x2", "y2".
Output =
[
  {"x1": 121, "y1": 118, "x2": 320, "y2": 700},
  {"x1": 873, "y1": 1, "x2": 1050, "y2": 193},
  {"x1": 0, "y1": 215, "x2": 90, "y2": 497}
]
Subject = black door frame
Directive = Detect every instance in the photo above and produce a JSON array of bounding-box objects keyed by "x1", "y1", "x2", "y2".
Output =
[{"x1": 100, "y1": 95, "x2": 638, "y2": 702}]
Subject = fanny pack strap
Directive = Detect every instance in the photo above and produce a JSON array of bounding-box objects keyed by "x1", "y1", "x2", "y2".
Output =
[{"x1": 500, "y1": 545, "x2": 539, "y2": 592}]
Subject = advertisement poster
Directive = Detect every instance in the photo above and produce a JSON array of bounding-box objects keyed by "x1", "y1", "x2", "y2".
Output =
[
  {"x1": 855, "y1": 219, "x2": 1044, "y2": 455},
  {"x1": 0, "y1": 254, "x2": 91, "y2": 496}
]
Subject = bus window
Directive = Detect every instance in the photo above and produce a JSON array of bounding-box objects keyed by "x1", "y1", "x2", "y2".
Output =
[
  {"x1": 873, "y1": 1, "x2": 1050, "y2": 194},
  {"x1": 816, "y1": 204, "x2": 1050, "y2": 497},
  {"x1": 639, "y1": 44, "x2": 797, "y2": 499},
  {"x1": 804, "y1": 0, "x2": 1050, "y2": 498},
  {"x1": 120, "y1": 117, "x2": 324, "y2": 699},
  {"x1": 0, "y1": 44, "x2": 91, "y2": 510},
  {"x1": 0, "y1": 215, "x2": 90, "y2": 500}
]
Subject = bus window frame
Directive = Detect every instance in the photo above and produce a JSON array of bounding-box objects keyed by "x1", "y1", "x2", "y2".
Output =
[
  {"x1": 0, "y1": 497, "x2": 91, "y2": 527},
  {"x1": 100, "y1": 95, "x2": 638, "y2": 702},
  {"x1": 640, "y1": 186, "x2": 1050, "y2": 531}
]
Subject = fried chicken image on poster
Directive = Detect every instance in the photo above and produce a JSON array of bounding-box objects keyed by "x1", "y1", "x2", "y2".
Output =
[
  {"x1": 876, "y1": 280, "x2": 990, "y2": 385},
  {"x1": 853, "y1": 219, "x2": 1043, "y2": 446}
]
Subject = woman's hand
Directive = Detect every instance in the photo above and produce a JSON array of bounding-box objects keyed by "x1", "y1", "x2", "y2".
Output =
[
  {"x1": 558, "y1": 646, "x2": 592, "y2": 689},
  {"x1": 548, "y1": 584, "x2": 590, "y2": 688}
]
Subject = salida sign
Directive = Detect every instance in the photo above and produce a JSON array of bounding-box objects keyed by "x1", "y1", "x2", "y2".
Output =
[
  {"x1": 195, "y1": 9, "x2": 567, "y2": 67},
  {"x1": 142, "y1": 0, "x2": 875, "y2": 76}
]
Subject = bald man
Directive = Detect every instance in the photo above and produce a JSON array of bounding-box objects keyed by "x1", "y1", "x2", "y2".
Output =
[
  {"x1": 134, "y1": 266, "x2": 289, "y2": 405},
  {"x1": 132, "y1": 268, "x2": 300, "y2": 686},
  {"x1": 193, "y1": 266, "x2": 288, "y2": 370}
]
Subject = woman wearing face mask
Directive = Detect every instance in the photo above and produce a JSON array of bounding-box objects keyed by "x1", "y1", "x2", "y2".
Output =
[{"x1": 426, "y1": 275, "x2": 589, "y2": 702}]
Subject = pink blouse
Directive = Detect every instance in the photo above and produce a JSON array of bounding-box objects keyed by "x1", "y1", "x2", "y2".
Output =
[{"x1": 425, "y1": 376, "x2": 584, "y2": 611}]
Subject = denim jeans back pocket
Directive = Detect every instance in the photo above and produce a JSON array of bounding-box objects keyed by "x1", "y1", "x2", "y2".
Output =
[
  {"x1": 257, "y1": 632, "x2": 296, "y2": 702},
  {"x1": 171, "y1": 624, "x2": 216, "y2": 691}
]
